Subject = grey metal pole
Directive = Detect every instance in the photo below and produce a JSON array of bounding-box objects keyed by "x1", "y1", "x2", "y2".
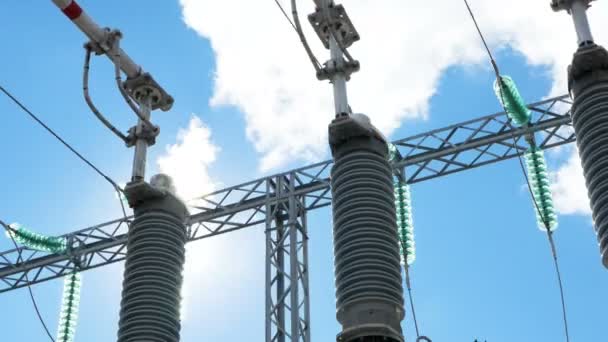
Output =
[
  {"x1": 550, "y1": 0, "x2": 595, "y2": 47},
  {"x1": 326, "y1": 0, "x2": 350, "y2": 116},
  {"x1": 277, "y1": 216, "x2": 286, "y2": 342},
  {"x1": 329, "y1": 37, "x2": 349, "y2": 115},
  {"x1": 570, "y1": 1, "x2": 594, "y2": 46},
  {"x1": 131, "y1": 95, "x2": 152, "y2": 182}
]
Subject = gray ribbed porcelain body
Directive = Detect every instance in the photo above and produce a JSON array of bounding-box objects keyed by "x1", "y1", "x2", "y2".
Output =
[
  {"x1": 569, "y1": 44, "x2": 608, "y2": 268},
  {"x1": 118, "y1": 181, "x2": 189, "y2": 342},
  {"x1": 329, "y1": 114, "x2": 405, "y2": 342}
]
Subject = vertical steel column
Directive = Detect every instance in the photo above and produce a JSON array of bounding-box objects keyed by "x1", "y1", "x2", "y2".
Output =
[
  {"x1": 265, "y1": 174, "x2": 311, "y2": 342},
  {"x1": 266, "y1": 177, "x2": 289, "y2": 342}
]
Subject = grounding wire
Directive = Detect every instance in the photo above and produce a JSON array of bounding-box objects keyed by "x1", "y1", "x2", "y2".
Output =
[
  {"x1": 271, "y1": 0, "x2": 323, "y2": 72},
  {"x1": 112, "y1": 39, "x2": 157, "y2": 132},
  {"x1": 289, "y1": 0, "x2": 324, "y2": 72},
  {"x1": 462, "y1": 1, "x2": 570, "y2": 341},
  {"x1": 0, "y1": 220, "x2": 56, "y2": 342},
  {"x1": 83, "y1": 46, "x2": 129, "y2": 143},
  {"x1": 274, "y1": 0, "x2": 299, "y2": 32}
]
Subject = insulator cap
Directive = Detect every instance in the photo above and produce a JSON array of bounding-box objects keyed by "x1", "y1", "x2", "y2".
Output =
[{"x1": 550, "y1": 0, "x2": 594, "y2": 12}]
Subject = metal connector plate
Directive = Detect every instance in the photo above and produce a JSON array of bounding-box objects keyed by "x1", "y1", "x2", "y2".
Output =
[
  {"x1": 123, "y1": 72, "x2": 174, "y2": 112},
  {"x1": 308, "y1": 4, "x2": 360, "y2": 49}
]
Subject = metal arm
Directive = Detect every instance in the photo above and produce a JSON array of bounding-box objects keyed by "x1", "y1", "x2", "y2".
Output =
[
  {"x1": 52, "y1": 0, "x2": 141, "y2": 78},
  {"x1": 50, "y1": 0, "x2": 174, "y2": 111}
]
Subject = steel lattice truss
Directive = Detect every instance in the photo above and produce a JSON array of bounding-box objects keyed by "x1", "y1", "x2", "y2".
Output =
[
  {"x1": 0, "y1": 95, "x2": 575, "y2": 293},
  {"x1": 265, "y1": 174, "x2": 310, "y2": 342}
]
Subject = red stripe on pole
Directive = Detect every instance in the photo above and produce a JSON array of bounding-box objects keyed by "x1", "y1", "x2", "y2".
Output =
[{"x1": 62, "y1": 1, "x2": 83, "y2": 20}]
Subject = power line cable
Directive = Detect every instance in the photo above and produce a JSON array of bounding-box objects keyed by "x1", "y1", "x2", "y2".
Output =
[
  {"x1": 404, "y1": 265, "x2": 420, "y2": 338},
  {"x1": 271, "y1": 0, "x2": 323, "y2": 72},
  {"x1": 0, "y1": 84, "x2": 124, "y2": 194},
  {"x1": 290, "y1": 0, "x2": 323, "y2": 71},
  {"x1": 273, "y1": 0, "x2": 299, "y2": 32},
  {"x1": 462, "y1": 2, "x2": 570, "y2": 341},
  {"x1": 463, "y1": 0, "x2": 500, "y2": 79},
  {"x1": 0, "y1": 84, "x2": 130, "y2": 222},
  {"x1": 0, "y1": 220, "x2": 56, "y2": 342}
]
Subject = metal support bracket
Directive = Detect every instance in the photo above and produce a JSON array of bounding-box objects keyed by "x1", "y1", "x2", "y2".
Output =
[
  {"x1": 317, "y1": 59, "x2": 360, "y2": 81},
  {"x1": 83, "y1": 27, "x2": 115, "y2": 55},
  {"x1": 123, "y1": 73, "x2": 174, "y2": 112},
  {"x1": 65, "y1": 235, "x2": 86, "y2": 270},
  {"x1": 308, "y1": 4, "x2": 360, "y2": 49},
  {"x1": 85, "y1": 29, "x2": 174, "y2": 112}
]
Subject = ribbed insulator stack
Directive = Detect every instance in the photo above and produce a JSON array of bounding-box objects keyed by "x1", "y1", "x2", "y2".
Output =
[
  {"x1": 524, "y1": 148, "x2": 559, "y2": 231},
  {"x1": 57, "y1": 272, "x2": 82, "y2": 342},
  {"x1": 329, "y1": 114, "x2": 404, "y2": 342},
  {"x1": 6, "y1": 223, "x2": 67, "y2": 253},
  {"x1": 569, "y1": 44, "x2": 608, "y2": 268},
  {"x1": 394, "y1": 180, "x2": 416, "y2": 266},
  {"x1": 117, "y1": 210, "x2": 187, "y2": 342},
  {"x1": 118, "y1": 179, "x2": 189, "y2": 342},
  {"x1": 5, "y1": 224, "x2": 82, "y2": 342},
  {"x1": 494, "y1": 75, "x2": 532, "y2": 126},
  {"x1": 494, "y1": 75, "x2": 559, "y2": 231}
]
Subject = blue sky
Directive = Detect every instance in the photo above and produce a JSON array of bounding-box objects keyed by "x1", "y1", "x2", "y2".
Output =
[{"x1": 0, "y1": 0, "x2": 607, "y2": 341}]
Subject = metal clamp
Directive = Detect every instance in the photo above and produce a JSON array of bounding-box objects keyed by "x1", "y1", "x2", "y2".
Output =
[
  {"x1": 65, "y1": 235, "x2": 86, "y2": 271},
  {"x1": 126, "y1": 120, "x2": 160, "y2": 148},
  {"x1": 83, "y1": 27, "x2": 115, "y2": 55},
  {"x1": 308, "y1": 4, "x2": 360, "y2": 49},
  {"x1": 317, "y1": 59, "x2": 360, "y2": 81}
]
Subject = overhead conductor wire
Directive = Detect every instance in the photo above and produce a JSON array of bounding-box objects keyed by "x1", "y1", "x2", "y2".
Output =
[
  {"x1": 272, "y1": 0, "x2": 323, "y2": 73},
  {"x1": 0, "y1": 220, "x2": 56, "y2": 342},
  {"x1": 463, "y1": 1, "x2": 570, "y2": 341},
  {"x1": 0, "y1": 85, "x2": 129, "y2": 220},
  {"x1": 404, "y1": 264, "x2": 420, "y2": 338}
]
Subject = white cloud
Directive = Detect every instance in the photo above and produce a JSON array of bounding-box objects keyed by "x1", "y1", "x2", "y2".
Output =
[
  {"x1": 156, "y1": 117, "x2": 264, "y2": 325},
  {"x1": 177, "y1": 0, "x2": 608, "y2": 221},
  {"x1": 550, "y1": 147, "x2": 592, "y2": 216},
  {"x1": 157, "y1": 115, "x2": 219, "y2": 200},
  {"x1": 178, "y1": 0, "x2": 608, "y2": 171}
]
